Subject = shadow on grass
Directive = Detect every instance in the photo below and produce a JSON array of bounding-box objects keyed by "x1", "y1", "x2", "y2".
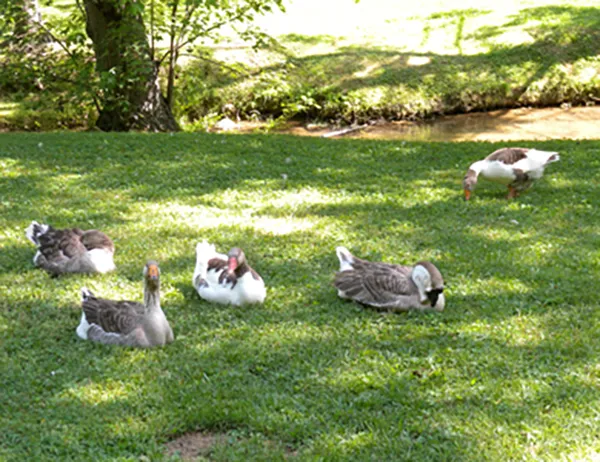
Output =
[
  {"x1": 1, "y1": 134, "x2": 599, "y2": 459},
  {"x1": 3, "y1": 286, "x2": 596, "y2": 459}
]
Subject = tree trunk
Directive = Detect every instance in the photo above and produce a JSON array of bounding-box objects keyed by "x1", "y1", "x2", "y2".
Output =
[{"x1": 83, "y1": 0, "x2": 179, "y2": 131}]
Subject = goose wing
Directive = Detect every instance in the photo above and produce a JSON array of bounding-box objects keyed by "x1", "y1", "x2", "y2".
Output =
[
  {"x1": 206, "y1": 257, "x2": 238, "y2": 286},
  {"x1": 485, "y1": 147, "x2": 529, "y2": 165},
  {"x1": 334, "y1": 263, "x2": 415, "y2": 306},
  {"x1": 207, "y1": 257, "x2": 228, "y2": 273},
  {"x1": 39, "y1": 228, "x2": 87, "y2": 259},
  {"x1": 83, "y1": 295, "x2": 145, "y2": 335},
  {"x1": 80, "y1": 230, "x2": 115, "y2": 252}
]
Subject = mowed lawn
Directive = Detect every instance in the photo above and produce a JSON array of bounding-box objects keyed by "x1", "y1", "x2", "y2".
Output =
[{"x1": 1, "y1": 133, "x2": 599, "y2": 460}]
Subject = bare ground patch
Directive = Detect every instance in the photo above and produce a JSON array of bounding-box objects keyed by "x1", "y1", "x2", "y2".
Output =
[
  {"x1": 165, "y1": 432, "x2": 226, "y2": 460},
  {"x1": 165, "y1": 431, "x2": 298, "y2": 460}
]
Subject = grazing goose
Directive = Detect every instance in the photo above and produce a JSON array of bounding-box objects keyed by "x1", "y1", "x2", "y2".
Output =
[
  {"x1": 25, "y1": 221, "x2": 115, "y2": 276},
  {"x1": 76, "y1": 261, "x2": 174, "y2": 348},
  {"x1": 192, "y1": 241, "x2": 266, "y2": 306},
  {"x1": 463, "y1": 147, "x2": 560, "y2": 200},
  {"x1": 333, "y1": 247, "x2": 445, "y2": 312}
]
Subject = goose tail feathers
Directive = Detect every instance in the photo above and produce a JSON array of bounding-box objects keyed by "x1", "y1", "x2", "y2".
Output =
[
  {"x1": 80, "y1": 287, "x2": 94, "y2": 302},
  {"x1": 76, "y1": 287, "x2": 94, "y2": 340},
  {"x1": 528, "y1": 149, "x2": 560, "y2": 165},
  {"x1": 193, "y1": 241, "x2": 217, "y2": 286},
  {"x1": 25, "y1": 221, "x2": 50, "y2": 246},
  {"x1": 336, "y1": 246, "x2": 354, "y2": 272}
]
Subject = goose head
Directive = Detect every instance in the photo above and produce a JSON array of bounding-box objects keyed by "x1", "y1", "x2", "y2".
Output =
[
  {"x1": 226, "y1": 248, "x2": 247, "y2": 274},
  {"x1": 411, "y1": 261, "x2": 445, "y2": 308},
  {"x1": 462, "y1": 169, "x2": 478, "y2": 200},
  {"x1": 143, "y1": 260, "x2": 161, "y2": 291}
]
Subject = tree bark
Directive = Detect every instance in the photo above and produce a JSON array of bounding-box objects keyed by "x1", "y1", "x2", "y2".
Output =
[{"x1": 83, "y1": 0, "x2": 179, "y2": 131}]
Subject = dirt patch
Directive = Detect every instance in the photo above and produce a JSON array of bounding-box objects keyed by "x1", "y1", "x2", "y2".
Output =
[
  {"x1": 165, "y1": 431, "x2": 298, "y2": 460},
  {"x1": 165, "y1": 431, "x2": 226, "y2": 460}
]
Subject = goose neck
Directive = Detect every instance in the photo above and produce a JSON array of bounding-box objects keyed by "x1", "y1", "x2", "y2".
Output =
[
  {"x1": 468, "y1": 160, "x2": 487, "y2": 176},
  {"x1": 144, "y1": 284, "x2": 161, "y2": 312}
]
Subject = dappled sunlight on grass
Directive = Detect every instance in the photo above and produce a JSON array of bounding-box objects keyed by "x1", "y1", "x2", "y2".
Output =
[
  {"x1": 452, "y1": 276, "x2": 533, "y2": 298},
  {"x1": 59, "y1": 379, "x2": 135, "y2": 405},
  {"x1": 263, "y1": 188, "x2": 348, "y2": 209},
  {"x1": 1, "y1": 133, "x2": 599, "y2": 460},
  {"x1": 468, "y1": 225, "x2": 533, "y2": 243}
]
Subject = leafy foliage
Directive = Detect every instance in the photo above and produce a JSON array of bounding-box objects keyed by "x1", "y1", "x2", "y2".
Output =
[
  {"x1": 0, "y1": 0, "x2": 285, "y2": 130},
  {"x1": 0, "y1": 0, "x2": 98, "y2": 129}
]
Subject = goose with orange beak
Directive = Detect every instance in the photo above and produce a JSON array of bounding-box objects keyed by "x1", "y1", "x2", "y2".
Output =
[
  {"x1": 463, "y1": 147, "x2": 560, "y2": 200},
  {"x1": 193, "y1": 242, "x2": 266, "y2": 306},
  {"x1": 76, "y1": 261, "x2": 174, "y2": 348}
]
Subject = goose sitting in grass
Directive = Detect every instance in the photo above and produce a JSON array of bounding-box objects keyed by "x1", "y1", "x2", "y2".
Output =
[
  {"x1": 76, "y1": 261, "x2": 174, "y2": 348},
  {"x1": 25, "y1": 221, "x2": 115, "y2": 276},
  {"x1": 193, "y1": 241, "x2": 266, "y2": 306},
  {"x1": 462, "y1": 147, "x2": 560, "y2": 200},
  {"x1": 333, "y1": 247, "x2": 445, "y2": 312}
]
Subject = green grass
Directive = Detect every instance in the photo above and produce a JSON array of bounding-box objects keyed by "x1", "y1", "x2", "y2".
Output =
[
  {"x1": 1, "y1": 133, "x2": 599, "y2": 460},
  {"x1": 176, "y1": 0, "x2": 600, "y2": 125}
]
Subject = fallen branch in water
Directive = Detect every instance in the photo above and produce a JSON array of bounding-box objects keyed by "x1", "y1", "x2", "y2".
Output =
[{"x1": 321, "y1": 123, "x2": 371, "y2": 138}]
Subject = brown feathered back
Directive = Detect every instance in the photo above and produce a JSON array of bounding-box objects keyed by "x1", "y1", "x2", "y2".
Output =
[
  {"x1": 485, "y1": 147, "x2": 529, "y2": 165},
  {"x1": 83, "y1": 294, "x2": 145, "y2": 335},
  {"x1": 26, "y1": 221, "x2": 115, "y2": 275}
]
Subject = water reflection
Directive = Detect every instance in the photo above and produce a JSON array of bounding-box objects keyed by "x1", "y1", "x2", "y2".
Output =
[{"x1": 277, "y1": 106, "x2": 600, "y2": 141}]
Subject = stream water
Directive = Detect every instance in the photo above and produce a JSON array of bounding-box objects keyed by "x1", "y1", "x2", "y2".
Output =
[{"x1": 270, "y1": 106, "x2": 600, "y2": 142}]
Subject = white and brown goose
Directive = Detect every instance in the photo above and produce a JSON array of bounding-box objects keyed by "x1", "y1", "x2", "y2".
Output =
[
  {"x1": 25, "y1": 221, "x2": 115, "y2": 276},
  {"x1": 192, "y1": 241, "x2": 266, "y2": 306},
  {"x1": 76, "y1": 261, "x2": 174, "y2": 348},
  {"x1": 334, "y1": 247, "x2": 445, "y2": 312},
  {"x1": 463, "y1": 147, "x2": 560, "y2": 200}
]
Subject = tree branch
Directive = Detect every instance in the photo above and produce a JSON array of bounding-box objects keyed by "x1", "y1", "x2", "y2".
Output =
[
  {"x1": 174, "y1": 2, "x2": 197, "y2": 51},
  {"x1": 150, "y1": 0, "x2": 155, "y2": 61},
  {"x1": 31, "y1": 19, "x2": 102, "y2": 114},
  {"x1": 74, "y1": 0, "x2": 86, "y2": 19},
  {"x1": 158, "y1": 4, "x2": 255, "y2": 65},
  {"x1": 166, "y1": 0, "x2": 179, "y2": 108}
]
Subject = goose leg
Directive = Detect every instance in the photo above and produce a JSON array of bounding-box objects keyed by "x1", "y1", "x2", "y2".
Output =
[{"x1": 507, "y1": 186, "x2": 518, "y2": 199}]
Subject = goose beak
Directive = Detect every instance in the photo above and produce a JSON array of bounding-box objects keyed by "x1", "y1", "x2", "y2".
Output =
[
  {"x1": 426, "y1": 288, "x2": 444, "y2": 307},
  {"x1": 427, "y1": 291, "x2": 439, "y2": 307},
  {"x1": 464, "y1": 189, "x2": 471, "y2": 201},
  {"x1": 227, "y1": 257, "x2": 238, "y2": 272},
  {"x1": 147, "y1": 264, "x2": 159, "y2": 280}
]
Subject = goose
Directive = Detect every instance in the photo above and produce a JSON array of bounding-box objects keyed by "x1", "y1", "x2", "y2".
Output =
[
  {"x1": 192, "y1": 241, "x2": 266, "y2": 306},
  {"x1": 333, "y1": 247, "x2": 445, "y2": 312},
  {"x1": 25, "y1": 221, "x2": 115, "y2": 276},
  {"x1": 76, "y1": 261, "x2": 174, "y2": 348},
  {"x1": 463, "y1": 147, "x2": 560, "y2": 200}
]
